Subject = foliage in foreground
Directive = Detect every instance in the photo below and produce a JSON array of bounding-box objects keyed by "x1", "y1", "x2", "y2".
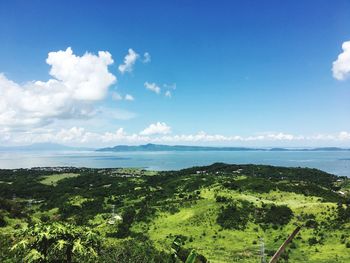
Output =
[{"x1": 11, "y1": 222, "x2": 101, "y2": 263}]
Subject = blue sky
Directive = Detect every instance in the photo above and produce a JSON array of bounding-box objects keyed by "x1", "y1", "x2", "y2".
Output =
[{"x1": 0, "y1": 0, "x2": 350, "y2": 147}]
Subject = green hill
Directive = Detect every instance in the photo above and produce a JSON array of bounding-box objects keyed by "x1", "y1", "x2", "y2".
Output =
[{"x1": 1, "y1": 164, "x2": 350, "y2": 262}]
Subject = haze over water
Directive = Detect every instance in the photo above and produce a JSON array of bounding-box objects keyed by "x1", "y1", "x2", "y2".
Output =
[{"x1": 0, "y1": 150, "x2": 349, "y2": 177}]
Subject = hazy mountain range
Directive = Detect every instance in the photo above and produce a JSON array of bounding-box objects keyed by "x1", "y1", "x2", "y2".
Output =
[
  {"x1": 96, "y1": 143, "x2": 350, "y2": 152},
  {"x1": 0, "y1": 143, "x2": 349, "y2": 152}
]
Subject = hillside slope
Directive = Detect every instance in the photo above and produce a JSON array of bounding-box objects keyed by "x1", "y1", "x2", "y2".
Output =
[{"x1": 0, "y1": 163, "x2": 350, "y2": 262}]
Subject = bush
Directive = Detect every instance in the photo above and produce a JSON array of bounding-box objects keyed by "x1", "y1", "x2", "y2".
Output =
[
  {"x1": 0, "y1": 213, "x2": 6, "y2": 227},
  {"x1": 216, "y1": 201, "x2": 253, "y2": 230},
  {"x1": 99, "y1": 239, "x2": 172, "y2": 263},
  {"x1": 308, "y1": 237, "x2": 319, "y2": 246},
  {"x1": 255, "y1": 204, "x2": 293, "y2": 226}
]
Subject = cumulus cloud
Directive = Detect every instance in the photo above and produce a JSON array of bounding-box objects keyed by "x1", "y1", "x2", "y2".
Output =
[
  {"x1": 125, "y1": 94, "x2": 134, "y2": 101},
  {"x1": 144, "y1": 81, "x2": 161, "y2": 94},
  {"x1": 0, "y1": 47, "x2": 116, "y2": 128},
  {"x1": 332, "y1": 40, "x2": 350, "y2": 80},
  {"x1": 140, "y1": 122, "x2": 171, "y2": 135},
  {"x1": 118, "y1": 48, "x2": 139, "y2": 74}
]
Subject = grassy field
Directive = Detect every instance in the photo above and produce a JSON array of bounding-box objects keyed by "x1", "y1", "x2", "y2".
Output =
[
  {"x1": 40, "y1": 173, "x2": 79, "y2": 186},
  {"x1": 144, "y1": 187, "x2": 350, "y2": 262}
]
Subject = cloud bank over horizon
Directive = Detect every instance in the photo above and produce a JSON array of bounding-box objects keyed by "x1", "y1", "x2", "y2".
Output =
[{"x1": 0, "y1": 123, "x2": 350, "y2": 147}]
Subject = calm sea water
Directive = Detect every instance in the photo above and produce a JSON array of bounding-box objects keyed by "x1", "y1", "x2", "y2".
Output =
[{"x1": 0, "y1": 150, "x2": 349, "y2": 177}]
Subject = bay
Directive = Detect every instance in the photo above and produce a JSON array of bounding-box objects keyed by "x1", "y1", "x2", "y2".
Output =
[{"x1": 0, "y1": 150, "x2": 349, "y2": 177}]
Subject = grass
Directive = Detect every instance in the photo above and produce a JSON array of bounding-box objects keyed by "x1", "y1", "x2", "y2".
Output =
[
  {"x1": 143, "y1": 187, "x2": 350, "y2": 262},
  {"x1": 40, "y1": 173, "x2": 79, "y2": 186},
  {"x1": 2, "y1": 165, "x2": 349, "y2": 262}
]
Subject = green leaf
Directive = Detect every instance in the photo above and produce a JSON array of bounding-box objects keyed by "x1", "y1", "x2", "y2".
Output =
[
  {"x1": 24, "y1": 249, "x2": 44, "y2": 263},
  {"x1": 72, "y1": 239, "x2": 85, "y2": 255},
  {"x1": 11, "y1": 239, "x2": 28, "y2": 251},
  {"x1": 55, "y1": 239, "x2": 67, "y2": 251},
  {"x1": 185, "y1": 249, "x2": 197, "y2": 263}
]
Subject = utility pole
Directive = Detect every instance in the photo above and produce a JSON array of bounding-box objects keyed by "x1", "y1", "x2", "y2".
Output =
[
  {"x1": 108, "y1": 204, "x2": 116, "y2": 225},
  {"x1": 260, "y1": 237, "x2": 266, "y2": 263},
  {"x1": 269, "y1": 226, "x2": 301, "y2": 263},
  {"x1": 112, "y1": 204, "x2": 115, "y2": 217}
]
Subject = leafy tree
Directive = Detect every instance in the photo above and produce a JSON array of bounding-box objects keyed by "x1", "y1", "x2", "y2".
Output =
[
  {"x1": 99, "y1": 239, "x2": 172, "y2": 263},
  {"x1": 255, "y1": 204, "x2": 293, "y2": 226},
  {"x1": 12, "y1": 222, "x2": 101, "y2": 263},
  {"x1": 216, "y1": 201, "x2": 253, "y2": 230}
]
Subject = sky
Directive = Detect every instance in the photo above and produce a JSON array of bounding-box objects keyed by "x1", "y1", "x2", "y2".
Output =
[{"x1": 0, "y1": 0, "x2": 350, "y2": 147}]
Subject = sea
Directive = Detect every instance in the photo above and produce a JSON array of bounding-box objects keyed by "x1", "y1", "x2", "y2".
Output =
[{"x1": 0, "y1": 150, "x2": 349, "y2": 177}]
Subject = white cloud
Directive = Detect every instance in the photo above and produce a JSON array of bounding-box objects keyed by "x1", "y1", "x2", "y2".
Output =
[
  {"x1": 144, "y1": 81, "x2": 161, "y2": 94},
  {"x1": 112, "y1": 92, "x2": 123, "y2": 101},
  {"x1": 338, "y1": 131, "x2": 350, "y2": 140},
  {"x1": 118, "y1": 48, "x2": 139, "y2": 74},
  {"x1": 112, "y1": 92, "x2": 134, "y2": 101},
  {"x1": 143, "y1": 52, "x2": 151, "y2": 63},
  {"x1": 165, "y1": 90, "x2": 172, "y2": 98},
  {"x1": 0, "y1": 47, "x2": 116, "y2": 128},
  {"x1": 332, "y1": 40, "x2": 350, "y2": 80},
  {"x1": 164, "y1": 83, "x2": 176, "y2": 97},
  {"x1": 140, "y1": 122, "x2": 171, "y2": 135},
  {"x1": 125, "y1": 94, "x2": 134, "y2": 101}
]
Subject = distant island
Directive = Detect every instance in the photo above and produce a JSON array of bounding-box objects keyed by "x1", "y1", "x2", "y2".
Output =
[
  {"x1": 97, "y1": 143, "x2": 350, "y2": 152},
  {"x1": 0, "y1": 143, "x2": 349, "y2": 152}
]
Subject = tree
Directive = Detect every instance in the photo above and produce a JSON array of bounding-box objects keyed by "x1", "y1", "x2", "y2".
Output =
[{"x1": 11, "y1": 222, "x2": 101, "y2": 263}]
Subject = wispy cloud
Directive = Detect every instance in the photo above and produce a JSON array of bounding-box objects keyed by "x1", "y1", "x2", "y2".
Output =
[
  {"x1": 143, "y1": 52, "x2": 151, "y2": 63},
  {"x1": 125, "y1": 94, "x2": 135, "y2": 101},
  {"x1": 112, "y1": 92, "x2": 134, "y2": 101},
  {"x1": 165, "y1": 90, "x2": 172, "y2": 98},
  {"x1": 112, "y1": 92, "x2": 123, "y2": 101},
  {"x1": 144, "y1": 81, "x2": 161, "y2": 94},
  {"x1": 118, "y1": 49, "x2": 151, "y2": 74},
  {"x1": 163, "y1": 83, "x2": 176, "y2": 97},
  {"x1": 118, "y1": 48, "x2": 139, "y2": 74}
]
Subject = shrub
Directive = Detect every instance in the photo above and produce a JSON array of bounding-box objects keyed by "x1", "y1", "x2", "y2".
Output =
[
  {"x1": 0, "y1": 213, "x2": 6, "y2": 227},
  {"x1": 216, "y1": 201, "x2": 253, "y2": 230},
  {"x1": 308, "y1": 237, "x2": 319, "y2": 246},
  {"x1": 255, "y1": 204, "x2": 293, "y2": 226}
]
